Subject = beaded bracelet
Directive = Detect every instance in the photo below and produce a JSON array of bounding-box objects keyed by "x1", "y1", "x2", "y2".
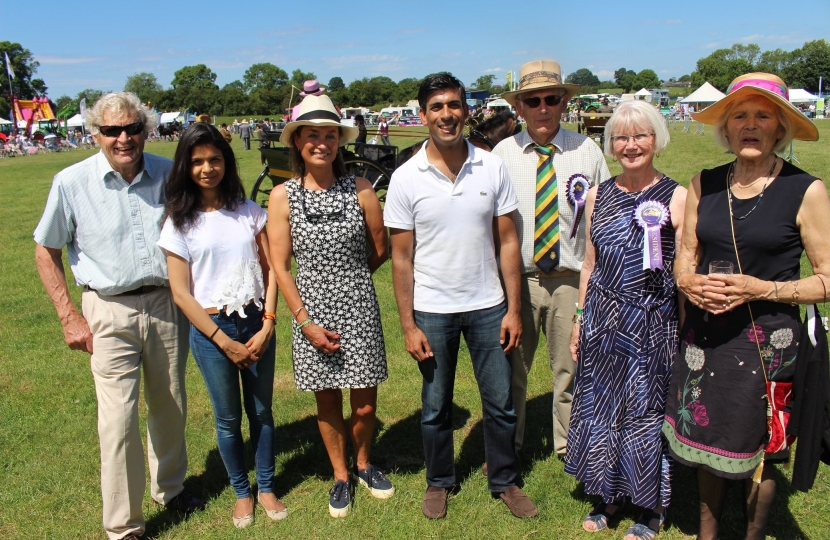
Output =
[{"x1": 295, "y1": 318, "x2": 313, "y2": 334}]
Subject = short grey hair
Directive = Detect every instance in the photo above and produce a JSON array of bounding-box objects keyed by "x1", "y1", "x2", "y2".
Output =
[
  {"x1": 85, "y1": 92, "x2": 158, "y2": 136},
  {"x1": 603, "y1": 100, "x2": 670, "y2": 157},
  {"x1": 712, "y1": 96, "x2": 793, "y2": 154}
]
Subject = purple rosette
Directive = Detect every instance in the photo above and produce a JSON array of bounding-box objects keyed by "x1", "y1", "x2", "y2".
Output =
[
  {"x1": 566, "y1": 174, "x2": 590, "y2": 238},
  {"x1": 634, "y1": 200, "x2": 669, "y2": 270}
]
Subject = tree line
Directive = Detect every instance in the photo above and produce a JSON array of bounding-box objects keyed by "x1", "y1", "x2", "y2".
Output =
[{"x1": 2, "y1": 38, "x2": 829, "y2": 120}]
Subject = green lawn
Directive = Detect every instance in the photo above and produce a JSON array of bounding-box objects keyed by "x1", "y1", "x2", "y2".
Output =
[{"x1": 1, "y1": 124, "x2": 828, "y2": 539}]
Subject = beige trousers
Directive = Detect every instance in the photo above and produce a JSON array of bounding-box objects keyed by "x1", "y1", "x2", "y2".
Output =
[
  {"x1": 510, "y1": 273, "x2": 579, "y2": 454},
  {"x1": 82, "y1": 287, "x2": 189, "y2": 540}
]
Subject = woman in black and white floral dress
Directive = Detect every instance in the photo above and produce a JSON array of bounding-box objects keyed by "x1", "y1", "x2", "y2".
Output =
[{"x1": 268, "y1": 95, "x2": 393, "y2": 518}]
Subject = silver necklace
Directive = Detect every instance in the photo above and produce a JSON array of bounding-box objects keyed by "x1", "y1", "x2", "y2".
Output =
[{"x1": 728, "y1": 157, "x2": 777, "y2": 221}]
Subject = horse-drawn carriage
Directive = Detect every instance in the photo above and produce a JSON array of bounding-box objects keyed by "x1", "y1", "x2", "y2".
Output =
[
  {"x1": 579, "y1": 112, "x2": 612, "y2": 147},
  {"x1": 249, "y1": 131, "x2": 397, "y2": 208}
]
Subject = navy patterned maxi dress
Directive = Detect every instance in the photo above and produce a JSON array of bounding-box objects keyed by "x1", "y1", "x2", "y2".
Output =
[{"x1": 565, "y1": 176, "x2": 679, "y2": 509}]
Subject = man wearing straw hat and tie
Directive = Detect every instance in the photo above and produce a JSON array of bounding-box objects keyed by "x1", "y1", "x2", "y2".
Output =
[{"x1": 494, "y1": 60, "x2": 611, "y2": 461}]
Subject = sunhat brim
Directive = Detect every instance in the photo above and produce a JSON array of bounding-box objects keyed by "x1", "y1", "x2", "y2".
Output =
[
  {"x1": 278, "y1": 118, "x2": 359, "y2": 147},
  {"x1": 692, "y1": 86, "x2": 818, "y2": 142}
]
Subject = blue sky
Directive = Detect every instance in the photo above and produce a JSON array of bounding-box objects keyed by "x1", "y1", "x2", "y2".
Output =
[{"x1": 5, "y1": 0, "x2": 829, "y2": 99}]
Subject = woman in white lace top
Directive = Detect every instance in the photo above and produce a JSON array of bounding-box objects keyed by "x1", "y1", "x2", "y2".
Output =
[{"x1": 158, "y1": 123, "x2": 286, "y2": 528}]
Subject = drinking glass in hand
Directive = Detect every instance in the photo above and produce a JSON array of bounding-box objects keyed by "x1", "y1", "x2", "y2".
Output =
[{"x1": 709, "y1": 261, "x2": 734, "y2": 275}]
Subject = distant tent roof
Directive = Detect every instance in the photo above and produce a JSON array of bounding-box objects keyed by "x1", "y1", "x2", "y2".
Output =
[
  {"x1": 634, "y1": 88, "x2": 652, "y2": 96},
  {"x1": 486, "y1": 98, "x2": 511, "y2": 108},
  {"x1": 620, "y1": 94, "x2": 636, "y2": 101},
  {"x1": 789, "y1": 89, "x2": 819, "y2": 103},
  {"x1": 0, "y1": 117, "x2": 11, "y2": 124},
  {"x1": 680, "y1": 82, "x2": 726, "y2": 104},
  {"x1": 159, "y1": 112, "x2": 182, "y2": 123},
  {"x1": 66, "y1": 113, "x2": 84, "y2": 127}
]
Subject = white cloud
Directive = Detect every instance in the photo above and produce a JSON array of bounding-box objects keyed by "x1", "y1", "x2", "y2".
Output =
[
  {"x1": 484, "y1": 67, "x2": 503, "y2": 73},
  {"x1": 36, "y1": 56, "x2": 104, "y2": 65},
  {"x1": 322, "y1": 54, "x2": 407, "y2": 65},
  {"x1": 596, "y1": 69, "x2": 615, "y2": 78}
]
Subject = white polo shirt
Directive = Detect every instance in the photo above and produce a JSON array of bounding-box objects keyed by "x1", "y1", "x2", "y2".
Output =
[{"x1": 384, "y1": 141, "x2": 519, "y2": 313}]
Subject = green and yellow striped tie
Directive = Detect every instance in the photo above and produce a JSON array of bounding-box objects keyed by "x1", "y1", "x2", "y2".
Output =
[{"x1": 533, "y1": 144, "x2": 559, "y2": 273}]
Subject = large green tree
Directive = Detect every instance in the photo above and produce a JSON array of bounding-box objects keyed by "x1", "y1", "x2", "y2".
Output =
[
  {"x1": 691, "y1": 47, "x2": 755, "y2": 91},
  {"x1": 781, "y1": 39, "x2": 830, "y2": 92},
  {"x1": 471, "y1": 74, "x2": 496, "y2": 91},
  {"x1": 633, "y1": 69, "x2": 661, "y2": 90},
  {"x1": 566, "y1": 68, "x2": 600, "y2": 87},
  {"x1": 0, "y1": 41, "x2": 48, "y2": 119},
  {"x1": 243, "y1": 63, "x2": 288, "y2": 93},
  {"x1": 123, "y1": 72, "x2": 163, "y2": 105},
  {"x1": 171, "y1": 64, "x2": 219, "y2": 112},
  {"x1": 76, "y1": 89, "x2": 106, "y2": 106}
]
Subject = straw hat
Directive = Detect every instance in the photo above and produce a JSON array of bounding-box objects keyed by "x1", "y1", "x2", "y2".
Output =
[
  {"x1": 279, "y1": 94, "x2": 358, "y2": 147},
  {"x1": 692, "y1": 73, "x2": 818, "y2": 141},
  {"x1": 503, "y1": 60, "x2": 581, "y2": 106}
]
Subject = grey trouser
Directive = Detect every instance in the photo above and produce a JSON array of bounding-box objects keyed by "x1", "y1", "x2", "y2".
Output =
[{"x1": 510, "y1": 272, "x2": 579, "y2": 454}]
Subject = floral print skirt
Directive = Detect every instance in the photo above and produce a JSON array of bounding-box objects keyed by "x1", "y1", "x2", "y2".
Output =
[{"x1": 662, "y1": 300, "x2": 800, "y2": 480}]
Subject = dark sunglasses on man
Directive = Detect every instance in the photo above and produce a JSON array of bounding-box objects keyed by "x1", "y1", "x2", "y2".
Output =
[
  {"x1": 97, "y1": 122, "x2": 145, "y2": 138},
  {"x1": 520, "y1": 95, "x2": 565, "y2": 108}
]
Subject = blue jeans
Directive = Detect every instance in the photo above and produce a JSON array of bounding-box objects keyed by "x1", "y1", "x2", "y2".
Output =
[
  {"x1": 190, "y1": 303, "x2": 276, "y2": 499},
  {"x1": 415, "y1": 302, "x2": 518, "y2": 492}
]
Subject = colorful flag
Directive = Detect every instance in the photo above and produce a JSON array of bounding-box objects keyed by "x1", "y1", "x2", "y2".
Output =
[{"x1": 4, "y1": 52, "x2": 14, "y2": 80}]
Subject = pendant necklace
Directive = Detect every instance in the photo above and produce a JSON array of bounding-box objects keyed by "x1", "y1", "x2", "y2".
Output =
[{"x1": 728, "y1": 157, "x2": 777, "y2": 220}]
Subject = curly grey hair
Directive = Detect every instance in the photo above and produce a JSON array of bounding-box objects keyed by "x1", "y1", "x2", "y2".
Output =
[
  {"x1": 85, "y1": 92, "x2": 158, "y2": 136},
  {"x1": 712, "y1": 96, "x2": 793, "y2": 154}
]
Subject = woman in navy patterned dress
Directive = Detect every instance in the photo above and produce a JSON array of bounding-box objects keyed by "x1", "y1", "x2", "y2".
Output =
[{"x1": 566, "y1": 101, "x2": 687, "y2": 539}]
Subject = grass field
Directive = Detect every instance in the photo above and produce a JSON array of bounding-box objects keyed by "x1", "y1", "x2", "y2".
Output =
[{"x1": 1, "y1": 123, "x2": 828, "y2": 539}]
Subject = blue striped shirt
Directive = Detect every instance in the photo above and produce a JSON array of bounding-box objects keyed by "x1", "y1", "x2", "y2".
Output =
[{"x1": 33, "y1": 151, "x2": 174, "y2": 295}]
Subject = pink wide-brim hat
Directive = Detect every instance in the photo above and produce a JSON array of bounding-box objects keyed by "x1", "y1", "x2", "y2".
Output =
[
  {"x1": 299, "y1": 80, "x2": 326, "y2": 97},
  {"x1": 692, "y1": 72, "x2": 818, "y2": 141}
]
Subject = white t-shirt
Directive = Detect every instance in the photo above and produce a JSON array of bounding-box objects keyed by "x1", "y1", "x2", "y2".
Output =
[
  {"x1": 384, "y1": 141, "x2": 519, "y2": 313},
  {"x1": 158, "y1": 199, "x2": 267, "y2": 316}
]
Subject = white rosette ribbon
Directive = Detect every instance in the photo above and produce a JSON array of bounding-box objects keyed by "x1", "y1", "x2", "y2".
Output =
[
  {"x1": 634, "y1": 200, "x2": 669, "y2": 270},
  {"x1": 566, "y1": 174, "x2": 591, "y2": 238}
]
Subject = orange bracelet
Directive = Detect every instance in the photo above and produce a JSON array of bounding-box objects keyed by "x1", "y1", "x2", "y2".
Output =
[{"x1": 262, "y1": 311, "x2": 276, "y2": 321}]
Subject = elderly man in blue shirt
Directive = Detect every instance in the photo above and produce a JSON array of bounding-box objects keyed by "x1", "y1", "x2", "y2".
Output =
[{"x1": 33, "y1": 92, "x2": 204, "y2": 540}]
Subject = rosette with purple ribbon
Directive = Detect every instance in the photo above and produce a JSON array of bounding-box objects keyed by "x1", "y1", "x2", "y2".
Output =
[
  {"x1": 634, "y1": 200, "x2": 669, "y2": 270},
  {"x1": 566, "y1": 174, "x2": 590, "y2": 238}
]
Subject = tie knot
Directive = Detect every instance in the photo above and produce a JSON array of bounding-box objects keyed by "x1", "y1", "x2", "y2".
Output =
[{"x1": 534, "y1": 144, "x2": 554, "y2": 157}]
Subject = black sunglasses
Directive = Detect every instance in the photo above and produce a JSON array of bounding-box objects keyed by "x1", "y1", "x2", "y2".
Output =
[
  {"x1": 301, "y1": 188, "x2": 345, "y2": 224},
  {"x1": 97, "y1": 122, "x2": 145, "y2": 137},
  {"x1": 520, "y1": 95, "x2": 565, "y2": 108}
]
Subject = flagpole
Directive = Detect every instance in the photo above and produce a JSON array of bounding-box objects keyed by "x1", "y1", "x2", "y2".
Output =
[{"x1": 5, "y1": 53, "x2": 17, "y2": 135}]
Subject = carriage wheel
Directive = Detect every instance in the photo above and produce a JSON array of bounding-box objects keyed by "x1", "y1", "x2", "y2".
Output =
[
  {"x1": 250, "y1": 168, "x2": 275, "y2": 209},
  {"x1": 344, "y1": 158, "x2": 392, "y2": 202}
]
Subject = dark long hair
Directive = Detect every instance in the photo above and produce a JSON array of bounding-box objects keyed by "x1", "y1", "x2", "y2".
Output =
[
  {"x1": 165, "y1": 123, "x2": 245, "y2": 232},
  {"x1": 288, "y1": 125, "x2": 348, "y2": 181}
]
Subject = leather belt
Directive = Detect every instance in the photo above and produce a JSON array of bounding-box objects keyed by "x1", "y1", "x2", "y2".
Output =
[
  {"x1": 205, "y1": 307, "x2": 221, "y2": 315},
  {"x1": 85, "y1": 285, "x2": 163, "y2": 296},
  {"x1": 523, "y1": 270, "x2": 579, "y2": 279}
]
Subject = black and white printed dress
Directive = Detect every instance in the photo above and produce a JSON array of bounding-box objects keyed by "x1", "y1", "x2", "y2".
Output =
[{"x1": 285, "y1": 175, "x2": 388, "y2": 391}]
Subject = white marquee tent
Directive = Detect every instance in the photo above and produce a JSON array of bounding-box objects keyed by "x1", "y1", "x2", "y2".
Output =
[
  {"x1": 66, "y1": 114, "x2": 85, "y2": 128},
  {"x1": 634, "y1": 88, "x2": 652, "y2": 101},
  {"x1": 159, "y1": 112, "x2": 182, "y2": 124},
  {"x1": 789, "y1": 89, "x2": 818, "y2": 103},
  {"x1": 679, "y1": 82, "x2": 726, "y2": 106},
  {"x1": 0, "y1": 117, "x2": 11, "y2": 124}
]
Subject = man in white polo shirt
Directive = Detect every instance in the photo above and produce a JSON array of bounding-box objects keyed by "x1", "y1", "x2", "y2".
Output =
[{"x1": 385, "y1": 73, "x2": 537, "y2": 520}]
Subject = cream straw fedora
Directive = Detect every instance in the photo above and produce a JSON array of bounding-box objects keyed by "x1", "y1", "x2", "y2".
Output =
[
  {"x1": 503, "y1": 60, "x2": 581, "y2": 106},
  {"x1": 279, "y1": 94, "x2": 358, "y2": 147}
]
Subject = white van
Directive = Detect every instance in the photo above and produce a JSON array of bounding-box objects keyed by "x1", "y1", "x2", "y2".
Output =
[{"x1": 379, "y1": 106, "x2": 419, "y2": 118}]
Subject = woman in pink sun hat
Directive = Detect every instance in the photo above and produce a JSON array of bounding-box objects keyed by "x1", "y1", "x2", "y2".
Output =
[{"x1": 665, "y1": 72, "x2": 830, "y2": 539}]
